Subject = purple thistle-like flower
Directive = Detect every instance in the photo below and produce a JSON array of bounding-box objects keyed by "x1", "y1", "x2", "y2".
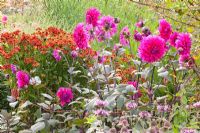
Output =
[
  {"x1": 11, "y1": 64, "x2": 17, "y2": 74},
  {"x1": 85, "y1": 7, "x2": 101, "y2": 27},
  {"x1": 73, "y1": 23, "x2": 90, "y2": 49},
  {"x1": 120, "y1": 26, "x2": 130, "y2": 46},
  {"x1": 53, "y1": 49, "x2": 61, "y2": 61},
  {"x1": 56, "y1": 87, "x2": 73, "y2": 107},
  {"x1": 95, "y1": 99, "x2": 108, "y2": 108},
  {"x1": 138, "y1": 35, "x2": 166, "y2": 63},
  {"x1": 139, "y1": 111, "x2": 152, "y2": 119},
  {"x1": 95, "y1": 15, "x2": 117, "y2": 42},
  {"x1": 175, "y1": 33, "x2": 192, "y2": 55},
  {"x1": 94, "y1": 109, "x2": 109, "y2": 117},
  {"x1": 16, "y1": 71, "x2": 30, "y2": 89},
  {"x1": 126, "y1": 101, "x2": 138, "y2": 110},
  {"x1": 158, "y1": 19, "x2": 172, "y2": 41}
]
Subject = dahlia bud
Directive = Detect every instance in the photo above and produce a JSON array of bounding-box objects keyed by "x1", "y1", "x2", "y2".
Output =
[
  {"x1": 114, "y1": 17, "x2": 120, "y2": 24},
  {"x1": 142, "y1": 27, "x2": 151, "y2": 37},
  {"x1": 135, "y1": 20, "x2": 144, "y2": 28},
  {"x1": 71, "y1": 50, "x2": 78, "y2": 58},
  {"x1": 133, "y1": 31, "x2": 143, "y2": 42}
]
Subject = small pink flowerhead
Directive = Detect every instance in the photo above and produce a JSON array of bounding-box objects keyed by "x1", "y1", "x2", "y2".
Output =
[
  {"x1": 169, "y1": 32, "x2": 179, "y2": 47},
  {"x1": 71, "y1": 50, "x2": 78, "y2": 58},
  {"x1": 95, "y1": 99, "x2": 108, "y2": 108},
  {"x1": 53, "y1": 49, "x2": 62, "y2": 61},
  {"x1": 56, "y1": 87, "x2": 73, "y2": 106},
  {"x1": 175, "y1": 33, "x2": 192, "y2": 55},
  {"x1": 16, "y1": 71, "x2": 30, "y2": 89},
  {"x1": 139, "y1": 111, "x2": 152, "y2": 119},
  {"x1": 193, "y1": 101, "x2": 200, "y2": 108},
  {"x1": 158, "y1": 19, "x2": 172, "y2": 41},
  {"x1": 85, "y1": 7, "x2": 101, "y2": 27},
  {"x1": 180, "y1": 128, "x2": 197, "y2": 133},
  {"x1": 85, "y1": 24, "x2": 95, "y2": 41},
  {"x1": 135, "y1": 20, "x2": 144, "y2": 28},
  {"x1": 1, "y1": 15, "x2": 8, "y2": 24},
  {"x1": 126, "y1": 101, "x2": 138, "y2": 110},
  {"x1": 157, "y1": 105, "x2": 170, "y2": 112},
  {"x1": 73, "y1": 23, "x2": 89, "y2": 49},
  {"x1": 120, "y1": 26, "x2": 130, "y2": 46},
  {"x1": 138, "y1": 35, "x2": 166, "y2": 63},
  {"x1": 133, "y1": 31, "x2": 143, "y2": 42},
  {"x1": 94, "y1": 109, "x2": 109, "y2": 117}
]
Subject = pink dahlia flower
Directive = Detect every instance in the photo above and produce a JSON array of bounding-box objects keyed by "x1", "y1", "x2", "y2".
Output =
[
  {"x1": 138, "y1": 35, "x2": 166, "y2": 63},
  {"x1": 73, "y1": 23, "x2": 89, "y2": 49},
  {"x1": 16, "y1": 71, "x2": 30, "y2": 89},
  {"x1": 158, "y1": 19, "x2": 172, "y2": 41},
  {"x1": 53, "y1": 49, "x2": 61, "y2": 61},
  {"x1": 1, "y1": 15, "x2": 8, "y2": 24},
  {"x1": 56, "y1": 87, "x2": 73, "y2": 106},
  {"x1": 169, "y1": 32, "x2": 179, "y2": 47},
  {"x1": 175, "y1": 33, "x2": 191, "y2": 55},
  {"x1": 179, "y1": 54, "x2": 191, "y2": 65},
  {"x1": 120, "y1": 26, "x2": 130, "y2": 46},
  {"x1": 95, "y1": 15, "x2": 117, "y2": 42},
  {"x1": 85, "y1": 7, "x2": 101, "y2": 27},
  {"x1": 135, "y1": 20, "x2": 144, "y2": 28}
]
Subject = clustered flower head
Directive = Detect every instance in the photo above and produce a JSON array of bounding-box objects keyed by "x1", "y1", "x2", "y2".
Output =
[
  {"x1": 157, "y1": 104, "x2": 170, "y2": 112},
  {"x1": 16, "y1": 70, "x2": 30, "y2": 89},
  {"x1": 180, "y1": 128, "x2": 197, "y2": 133},
  {"x1": 56, "y1": 87, "x2": 73, "y2": 106},
  {"x1": 120, "y1": 26, "x2": 130, "y2": 46},
  {"x1": 126, "y1": 101, "x2": 138, "y2": 110},
  {"x1": 85, "y1": 7, "x2": 101, "y2": 27},
  {"x1": 95, "y1": 99, "x2": 108, "y2": 108},
  {"x1": 53, "y1": 49, "x2": 62, "y2": 61},
  {"x1": 94, "y1": 109, "x2": 109, "y2": 117},
  {"x1": 73, "y1": 23, "x2": 90, "y2": 49},
  {"x1": 138, "y1": 35, "x2": 166, "y2": 63},
  {"x1": 95, "y1": 15, "x2": 117, "y2": 42},
  {"x1": 158, "y1": 19, "x2": 172, "y2": 41},
  {"x1": 139, "y1": 111, "x2": 152, "y2": 119}
]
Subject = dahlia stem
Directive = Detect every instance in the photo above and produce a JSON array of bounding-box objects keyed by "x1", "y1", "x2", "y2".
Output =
[
  {"x1": 129, "y1": 42, "x2": 133, "y2": 57},
  {"x1": 149, "y1": 66, "x2": 155, "y2": 104}
]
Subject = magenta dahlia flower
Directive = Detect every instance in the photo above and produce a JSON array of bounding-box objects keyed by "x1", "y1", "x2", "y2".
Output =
[
  {"x1": 16, "y1": 71, "x2": 30, "y2": 89},
  {"x1": 95, "y1": 15, "x2": 117, "y2": 42},
  {"x1": 119, "y1": 26, "x2": 130, "y2": 46},
  {"x1": 169, "y1": 32, "x2": 179, "y2": 47},
  {"x1": 158, "y1": 19, "x2": 172, "y2": 41},
  {"x1": 53, "y1": 50, "x2": 61, "y2": 61},
  {"x1": 138, "y1": 35, "x2": 166, "y2": 63},
  {"x1": 175, "y1": 33, "x2": 191, "y2": 55},
  {"x1": 85, "y1": 7, "x2": 101, "y2": 27},
  {"x1": 73, "y1": 23, "x2": 89, "y2": 49},
  {"x1": 56, "y1": 87, "x2": 73, "y2": 106}
]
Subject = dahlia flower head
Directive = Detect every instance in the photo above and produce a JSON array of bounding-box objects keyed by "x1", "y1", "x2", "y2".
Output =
[
  {"x1": 85, "y1": 7, "x2": 101, "y2": 27},
  {"x1": 95, "y1": 15, "x2": 117, "y2": 42},
  {"x1": 56, "y1": 87, "x2": 73, "y2": 106},
  {"x1": 120, "y1": 26, "x2": 130, "y2": 46},
  {"x1": 179, "y1": 54, "x2": 191, "y2": 65},
  {"x1": 133, "y1": 31, "x2": 143, "y2": 42},
  {"x1": 16, "y1": 71, "x2": 30, "y2": 89},
  {"x1": 175, "y1": 33, "x2": 192, "y2": 55},
  {"x1": 1, "y1": 15, "x2": 8, "y2": 24},
  {"x1": 135, "y1": 20, "x2": 144, "y2": 28},
  {"x1": 158, "y1": 19, "x2": 172, "y2": 41},
  {"x1": 73, "y1": 23, "x2": 90, "y2": 49},
  {"x1": 53, "y1": 49, "x2": 62, "y2": 61},
  {"x1": 138, "y1": 35, "x2": 166, "y2": 63},
  {"x1": 169, "y1": 32, "x2": 179, "y2": 47}
]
